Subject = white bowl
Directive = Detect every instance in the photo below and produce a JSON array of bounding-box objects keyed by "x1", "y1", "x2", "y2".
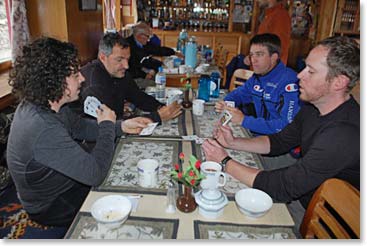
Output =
[
  {"x1": 91, "y1": 195, "x2": 132, "y2": 229},
  {"x1": 235, "y1": 188, "x2": 273, "y2": 218}
]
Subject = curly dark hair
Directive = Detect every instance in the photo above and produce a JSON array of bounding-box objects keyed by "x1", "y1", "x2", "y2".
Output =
[{"x1": 8, "y1": 37, "x2": 80, "y2": 108}]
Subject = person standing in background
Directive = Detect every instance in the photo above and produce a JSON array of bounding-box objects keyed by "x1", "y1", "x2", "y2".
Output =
[{"x1": 225, "y1": 0, "x2": 291, "y2": 88}]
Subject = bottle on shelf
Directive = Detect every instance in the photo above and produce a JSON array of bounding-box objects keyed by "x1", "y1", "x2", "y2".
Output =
[{"x1": 155, "y1": 67, "x2": 166, "y2": 102}]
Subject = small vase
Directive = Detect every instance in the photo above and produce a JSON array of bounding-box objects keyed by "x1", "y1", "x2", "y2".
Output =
[
  {"x1": 176, "y1": 186, "x2": 197, "y2": 213},
  {"x1": 182, "y1": 87, "x2": 193, "y2": 108}
]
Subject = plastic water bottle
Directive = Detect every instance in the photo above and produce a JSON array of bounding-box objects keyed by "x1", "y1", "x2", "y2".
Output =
[
  {"x1": 210, "y1": 71, "x2": 220, "y2": 98},
  {"x1": 177, "y1": 29, "x2": 188, "y2": 54},
  {"x1": 198, "y1": 74, "x2": 210, "y2": 102},
  {"x1": 155, "y1": 67, "x2": 166, "y2": 102},
  {"x1": 185, "y1": 36, "x2": 197, "y2": 69}
]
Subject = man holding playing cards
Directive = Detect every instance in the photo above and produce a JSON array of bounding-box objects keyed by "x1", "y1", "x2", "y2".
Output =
[
  {"x1": 203, "y1": 36, "x2": 360, "y2": 229},
  {"x1": 215, "y1": 33, "x2": 300, "y2": 135},
  {"x1": 80, "y1": 32, "x2": 182, "y2": 123},
  {"x1": 6, "y1": 37, "x2": 151, "y2": 232}
]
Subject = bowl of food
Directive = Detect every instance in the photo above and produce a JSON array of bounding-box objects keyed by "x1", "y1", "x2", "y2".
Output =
[
  {"x1": 91, "y1": 195, "x2": 132, "y2": 229},
  {"x1": 235, "y1": 188, "x2": 273, "y2": 218}
]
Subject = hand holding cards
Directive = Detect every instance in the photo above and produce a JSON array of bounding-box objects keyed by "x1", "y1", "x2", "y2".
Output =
[
  {"x1": 139, "y1": 122, "x2": 159, "y2": 136},
  {"x1": 219, "y1": 110, "x2": 232, "y2": 126},
  {"x1": 84, "y1": 96, "x2": 102, "y2": 118}
]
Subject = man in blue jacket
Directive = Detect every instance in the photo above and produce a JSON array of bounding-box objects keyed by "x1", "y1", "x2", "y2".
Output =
[{"x1": 215, "y1": 33, "x2": 300, "y2": 135}]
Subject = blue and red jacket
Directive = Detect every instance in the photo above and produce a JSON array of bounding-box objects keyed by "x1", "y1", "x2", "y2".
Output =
[{"x1": 224, "y1": 61, "x2": 301, "y2": 135}]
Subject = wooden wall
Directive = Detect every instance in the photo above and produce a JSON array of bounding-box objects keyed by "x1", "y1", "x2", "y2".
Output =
[
  {"x1": 26, "y1": 0, "x2": 68, "y2": 41},
  {"x1": 65, "y1": 0, "x2": 103, "y2": 63},
  {"x1": 26, "y1": 0, "x2": 104, "y2": 64}
]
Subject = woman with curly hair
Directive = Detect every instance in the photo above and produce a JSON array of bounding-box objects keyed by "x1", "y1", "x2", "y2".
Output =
[{"x1": 6, "y1": 37, "x2": 152, "y2": 232}]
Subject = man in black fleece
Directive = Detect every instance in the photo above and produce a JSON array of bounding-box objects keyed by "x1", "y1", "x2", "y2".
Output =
[{"x1": 80, "y1": 32, "x2": 182, "y2": 122}]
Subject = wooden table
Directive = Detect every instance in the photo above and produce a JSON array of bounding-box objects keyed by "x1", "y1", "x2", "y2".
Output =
[{"x1": 64, "y1": 97, "x2": 296, "y2": 239}]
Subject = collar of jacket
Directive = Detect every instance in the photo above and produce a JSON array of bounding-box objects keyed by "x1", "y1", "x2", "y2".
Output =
[{"x1": 254, "y1": 61, "x2": 285, "y2": 81}]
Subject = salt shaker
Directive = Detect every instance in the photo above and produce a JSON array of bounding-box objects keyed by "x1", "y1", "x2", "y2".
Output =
[{"x1": 166, "y1": 179, "x2": 176, "y2": 213}]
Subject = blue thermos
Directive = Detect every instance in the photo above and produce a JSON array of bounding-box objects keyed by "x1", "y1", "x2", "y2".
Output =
[
  {"x1": 210, "y1": 71, "x2": 221, "y2": 98},
  {"x1": 185, "y1": 36, "x2": 197, "y2": 69},
  {"x1": 198, "y1": 74, "x2": 211, "y2": 102}
]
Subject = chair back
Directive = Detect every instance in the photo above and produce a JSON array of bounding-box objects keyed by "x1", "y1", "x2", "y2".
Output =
[
  {"x1": 229, "y1": 69, "x2": 254, "y2": 91},
  {"x1": 300, "y1": 178, "x2": 360, "y2": 239},
  {"x1": 213, "y1": 44, "x2": 229, "y2": 86}
]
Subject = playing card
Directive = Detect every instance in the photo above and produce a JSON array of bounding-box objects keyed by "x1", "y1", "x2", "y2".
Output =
[
  {"x1": 219, "y1": 110, "x2": 232, "y2": 126},
  {"x1": 139, "y1": 122, "x2": 159, "y2": 136},
  {"x1": 84, "y1": 96, "x2": 102, "y2": 118},
  {"x1": 225, "y1": 100, "x2": 235, "y2": 107},
  {"x1": 182, "y1": 135, "x2": 199, "y2": 141}
]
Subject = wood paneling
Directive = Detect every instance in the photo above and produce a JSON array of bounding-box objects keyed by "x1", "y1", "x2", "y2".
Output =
[
  {"x1": 315, "y1": 0, "x2": 338, "y2": 42},
  {"x1": 26, "y1": 0, "x2": 68, "y2": 41},
  {"x1": 65, "y1": 0, "x2": 103, "y2": 64},
  {"x1": 26, "y1": 0, "x2": 103, "y2": 64}
]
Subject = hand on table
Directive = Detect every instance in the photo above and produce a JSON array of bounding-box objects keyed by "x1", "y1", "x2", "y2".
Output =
[
  {"x1": 121, "y1": 117, "x2": 153, "y2": 134},
  {"x1": 175, "y1": 51, "x2": 185, "y2": 59},
  {"x1": 158, "y1": 102, "x2": 183, "y2": 121}
]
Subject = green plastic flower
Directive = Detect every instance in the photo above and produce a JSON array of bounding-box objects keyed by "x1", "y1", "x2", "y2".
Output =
[{"x1": 170, "y1": 155, "x2": 205, "y2": 187}]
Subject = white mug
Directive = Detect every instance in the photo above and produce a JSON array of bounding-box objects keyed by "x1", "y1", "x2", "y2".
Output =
[
  {"x1": 179, "y1": 64, "x2": 187, "y2": 74},
  {"x1": 137, "y1": 159, "x2": 159, "y2": 188},
  {"x1": 193, "y1": 99, "x2": 205, "y2": 116},
  {"x1": 200, "y1": 161, "x2": 226, "y2": 190}
]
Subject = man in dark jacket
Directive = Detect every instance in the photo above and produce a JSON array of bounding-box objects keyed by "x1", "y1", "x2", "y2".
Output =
[
  {"x1": 80, "y1": 32, "x2": 182, "y2": 122},
  {"x1": 126, "y1": 22, "x2": 183, "y2": 83}
]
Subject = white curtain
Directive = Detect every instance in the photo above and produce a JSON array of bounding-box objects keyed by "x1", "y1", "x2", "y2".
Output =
[
  {"x1": 10, "y1": 0, "x2": 30, "y2": 63},
  {"x1": 104, "y1": 0, "x2": 116, "y2": 32}
]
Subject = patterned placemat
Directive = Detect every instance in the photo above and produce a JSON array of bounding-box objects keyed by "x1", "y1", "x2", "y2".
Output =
[
  {"x1": 94, "y1": 138, "x2": 182, "y2": 195},
  {"x1": 65, "y1": 213, "x2": 179, "y2": 239},
  {"x1": 193, "y1": 220, "x2": 297, "y2": 239},
  {"x1": 133, "y1": 110, "x2": 186, "y2": 138},
  {"x1": 191, "y1": 106, "x2": 251, "y2": 139},
  {"x1": 151, "y1": 114, "x2": 186, "y2": 138}
]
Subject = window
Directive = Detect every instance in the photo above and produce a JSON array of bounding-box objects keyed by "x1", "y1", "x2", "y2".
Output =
[{"x1": 0, "y1": 0, "x2": 11, "y2": 64}]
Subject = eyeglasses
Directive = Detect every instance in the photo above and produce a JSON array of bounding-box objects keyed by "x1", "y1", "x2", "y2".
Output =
[
  {"x1": 141, "y1": 33, "x2": 151, "y2": 39},
  {"x1": 249, "y1": 51, "x2": 267, "y2": 58}
]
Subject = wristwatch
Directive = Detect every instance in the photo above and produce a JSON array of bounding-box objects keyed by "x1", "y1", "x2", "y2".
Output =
[{"x1": 220, "y1": 156, "x2": 232, "y2": 171}]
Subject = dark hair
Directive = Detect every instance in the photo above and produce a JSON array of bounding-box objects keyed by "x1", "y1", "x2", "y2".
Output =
[
  {"x1": 317, "y1": 36, "x2": 360, "y2": 91},
  {"x1": 98, "y1": 32, "x2": 130, "y2": 56},
  {"x1": 250, "y1": 33, "x2": 281, "y2": 56},
  {"x1": 8, "y1": 37, "x2": 80, "y2": 108}
]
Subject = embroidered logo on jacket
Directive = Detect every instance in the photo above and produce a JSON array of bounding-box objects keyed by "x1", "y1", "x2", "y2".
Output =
[
  {"x1": 253, "y1": 85, "x2": 264, "y2": 92},
  {"x1": 285, "y1": 83, "x2": 298, "y2": 92}
]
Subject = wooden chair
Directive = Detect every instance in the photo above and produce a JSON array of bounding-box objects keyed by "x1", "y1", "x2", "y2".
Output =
[
  {"x1": 300, "y1": 178, "x2": 360, "y2": 239},
  {"x1": 213, "y1": 43, "x2": 229, "y2": 87},
  {"x1": 229, "y1": 69, "x2": 254, "y2": 91}
]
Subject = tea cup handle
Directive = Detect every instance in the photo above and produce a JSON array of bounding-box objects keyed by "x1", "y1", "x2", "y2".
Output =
[{"x1": 216, "y1": 172, "x2": 226, "y2": 187}]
